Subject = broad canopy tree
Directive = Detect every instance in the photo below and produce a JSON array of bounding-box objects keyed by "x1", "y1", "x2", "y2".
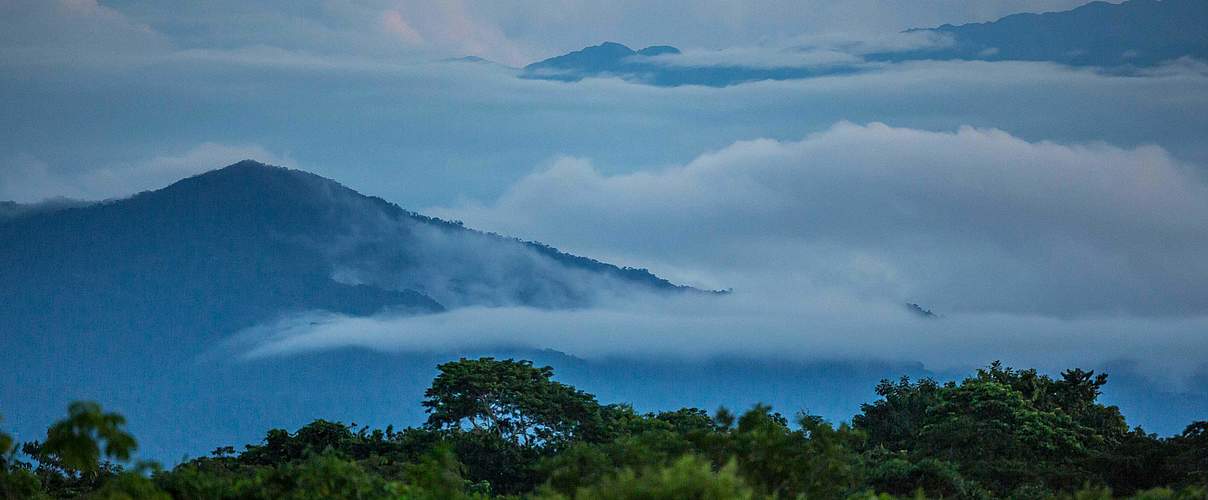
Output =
[{"x1": 422, "y1": 357, "x2": 605, "y2": 449}]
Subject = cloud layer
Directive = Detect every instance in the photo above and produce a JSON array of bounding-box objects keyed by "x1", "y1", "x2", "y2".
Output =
[
  {"x1": 232, "y1": 122, "x2": 1208, "y2": 386},
  {"x1": 0, "y1": 143, "x2": 290, "y2": 202},
  {"x1": 238, "y1": 287, "x2": 1208, "y2": 386},
  {"x1": 435, "y1": 122, "x2": 1208, "y2": 317},
  {"x1": 5, "y1": 0, "x2": 1205, "y2": 386}
]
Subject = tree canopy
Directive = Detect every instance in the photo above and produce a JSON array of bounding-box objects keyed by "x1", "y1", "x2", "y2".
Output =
[{"x1": 2, "y1": 358, "x2": 1206, "y2": 499}]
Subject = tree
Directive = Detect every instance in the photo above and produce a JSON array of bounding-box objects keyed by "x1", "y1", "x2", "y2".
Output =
[
  {"x1": 539, "y1": 455, "x2": 753, "y2": 500},
  {"x1": 853, "y1": 363, "x2": 1141, "y2": 496},
  {"x1": 31, "y1": 401, "x2": 137, "y2": 476},
  {"x1": 240, "y1": 420, "x2": 353, "y2": 466},
  {"x1": 918, "y1": 379, "x2": 1096, "y2": 494},
  {"x1": 244, "y1": 452, "x2": 402, "y2": 499},
  {"x1": 1, "y1": 416, "x2": 46, "y2": 499},
  {"x1": 725, "y1": 406, "x2": 865, "y2": 499},
  {"x1": 853, "y1": 376, "x2": 945, "y2": 453},
  {"x1": 423, "y1": 358, "x2": 604, "y2": 448},
  {"x1": 1169, "y1": 421, "x2": 1208, "y2": 488}
]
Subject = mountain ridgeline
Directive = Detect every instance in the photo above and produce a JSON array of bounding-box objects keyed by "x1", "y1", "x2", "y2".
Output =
[
  {"x1": 522, "y1": 0, "x2": 1208, "y2": 87},
  {"x1": 875, "y1": 0, "x2": 1208, "y2": 67},
  {"x1": 0, "y1": 160, "x2": 689, "y2": 357},
  {"x1": 521, "y1": 41, "x2": 854, "y2": 87},
  {"x1": 0, "y1": 161, "x2": 701, "y2": 461}
]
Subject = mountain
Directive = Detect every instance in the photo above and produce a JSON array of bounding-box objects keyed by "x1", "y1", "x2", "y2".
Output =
[
  {"x1": 0, "y1": 160, "x2": 686, "y2": 354},
  {"x1": 0, "y1": 198, "x2": 91, "y2": 220},
  {"x1": 876, "y1": 0, "x2": 1208, "y2": 67},
  {"x1": 0, "y1": 159, "x2": 696, "y2": 383},
  {"x1": 524, "y1": 1, "x2": 1207, "y2": 88},
  {"x1": 0, "y1": 160, "x2": 697, "y2": 460},
  {"x1": 3, "y1": 161, "x2": 1203, "y2": 463},
  {"x1": 522, "y1": 42, "x2": 680, "y2": 80},
  {"x1": 521, "y1": 41, "x2": 853, "y2": 87},
  {"x1": 522, "y1": 41, "x2": 672, "y2": 82}
]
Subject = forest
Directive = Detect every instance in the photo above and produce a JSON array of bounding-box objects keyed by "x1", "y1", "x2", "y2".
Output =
[{"x1": 2, "y1": 358, "x2": 1205, "y2": 499}]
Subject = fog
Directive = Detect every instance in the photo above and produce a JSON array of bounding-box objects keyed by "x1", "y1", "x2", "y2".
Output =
[
  {"x1": 237, "y1": 290, "x2": 1208, "y2": 388},
  {"x1": 434, "y1": 122, "x2": 1208, "y2": 317},
  {"x1": 227, "y1": 121, "x2": 1208, "y2": 386},
  {"x1": 6, "y1": 0, "x2": 1207, "y2": 394}
]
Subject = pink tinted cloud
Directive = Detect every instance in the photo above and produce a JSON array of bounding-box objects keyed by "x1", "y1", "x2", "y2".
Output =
[{"x1": 380, "y1": 9, "x2": 424, "y2": 45}]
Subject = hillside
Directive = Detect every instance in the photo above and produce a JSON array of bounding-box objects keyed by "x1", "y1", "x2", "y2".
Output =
[
  {"x1": 0, "y1": 160, "x2": 686, "y2": 350},
  {"x1": 878, "y1": 0, "x2": 1208, "y2": 67}
]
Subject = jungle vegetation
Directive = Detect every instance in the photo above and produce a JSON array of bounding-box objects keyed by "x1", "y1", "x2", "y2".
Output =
[{"x1": 2, "y1": 358, "x2": 1206, "y2": 499}]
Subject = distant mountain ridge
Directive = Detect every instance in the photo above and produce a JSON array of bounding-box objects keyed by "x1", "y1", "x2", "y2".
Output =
[
  {"x1": 521, "y1": 41, "x2": 853, "y2": 87},
  {"x1": 0, "y1": 198, "x2": 92, "y2": 220},
  {"x1": 524, "y1": 0, "x2": 1207, "y2": 87},
  {"x1": 876, "y1": 0, "x2": 1208, "y2": 67}
]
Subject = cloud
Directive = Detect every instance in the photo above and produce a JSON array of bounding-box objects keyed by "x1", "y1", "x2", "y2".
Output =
[
  {"x1": 4, "y1": 21, "x2": 1208, "y2": 208},
  {"x1": 636, "y1": 47, "x2": 862, "y2": 69},
  {"x1": 0, "y1": 0, "x2": 169, "y2": 65},
  {"x1": 0, "y1": 154, "x2": 91, "y2": 202},
  {"x1": 432, "y1": 122, "x2": 1208, "y2": 318},
  {"x1": 7, "y1": 0, "x2": 1110, "y2": 68},
  {"x1": 381, "y1": 1, "x2": 536, "y2": 65},
  {"x1": 635, "y1": 31, "x2": 957, "y2": 70},
  {"x1": 436, "y1": 0, "x2": 1106, "y2": 60},
  {"x1": 227, "y1": 121, "x2": 1208, "y2": 388},
  {"x1": 0, "y1": 142, "x2": 291, "y2": 203},
  {"x1": 380, "y1": 10, "x2": 425, "y2": 46},
  {"x1": 236, "y1": 289, "x2": 1208, "y2": 387}
]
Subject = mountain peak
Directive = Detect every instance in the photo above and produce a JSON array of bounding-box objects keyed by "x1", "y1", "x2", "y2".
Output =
[
  {"x1": 155, "y1": 159, "x2": 341, "y2": 204},
  {"x1": 191, "y1": 159, "x2": 299, "y2": 181},
  {"x1": 592, "y1": 41, "x2": 634, "y2": 51},
  {"x1": 637, "y1": 45, "x2": 680, "y2": 56},
  {"x1": 523, "y1": 42, "x2": 684, "y2": 82},
  {"x1": 1, "y1": 160, "x2": 694, "y2": 358},
  {"x1": 529, "y1": 42, "x2": 685, "y2": 69}
]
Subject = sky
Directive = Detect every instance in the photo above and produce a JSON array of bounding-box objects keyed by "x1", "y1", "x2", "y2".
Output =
[{"x1": 3, "y1": 0, "x2": 1207, "y2": 384}]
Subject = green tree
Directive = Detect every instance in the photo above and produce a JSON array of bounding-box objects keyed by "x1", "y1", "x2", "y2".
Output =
[
  {"x1": 32, "y1": 401, "x2": 137, "y2": 476},
  {"x1": 726, "y1": 406, "x2": 865, "y2": 498},
  {"x1": 853, "y1": 376, "x2": 945, "y2": 454},
  {"x1": 423, "y1": 358, "x2": 604, "y2": 448},
  {"x1": 541, "y1": 455, "x2": 753, "y2": 500},
  {"x1": 1, "y1": 416, "x2": 46, "y2": 499},
  {"x1": 1169, "y1": 421, "x2": 1208, "y2": 488},
  {"x1": 241, "y1": 452, "x2": 401, "y2": 499},
  {"x1": 918, "y1": 379, "x2": 1095, "y2": 494}
]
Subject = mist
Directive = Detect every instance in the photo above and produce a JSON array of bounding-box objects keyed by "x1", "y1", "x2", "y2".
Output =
[
  {"x1": 234, "y1": 288, "x2": 1208, "y2": 389},
  {"x1": 224, "y1": 121, "x2": 1208, "y2": 387}
]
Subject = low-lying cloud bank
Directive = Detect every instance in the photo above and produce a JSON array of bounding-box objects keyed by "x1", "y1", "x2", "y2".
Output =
[
  {"x1": 433, "y1": 122, "x2": 1208, "y2": 318},
  {"x1": 234, "y1": 122, "x2": 1208, "y2": 385},
  {"x1": 237, "y1": 292, "x2": 1208, "y2": 386}
]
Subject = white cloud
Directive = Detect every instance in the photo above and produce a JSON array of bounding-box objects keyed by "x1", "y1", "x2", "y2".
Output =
[
  {"x1": 636, "y1": 47, "x2": 862, "y2": 69},
  {"x1": 231, "y1": 121, "x2": 1208, "y2": 388},
  {"x1": 635, "y1": 31, "x2": 956, "y2": 70},
  {"x1": 0, "y1": 154, "x2": 91, "y2": 202},
  {"x1": 380, "y1": 10, "x2": 425, "y2": 46},
  {"x1": 433, "y1": 122, "x2": 1208, "y2": 317},
  {"x1": 0, "y1": 0, "x2": 169, "y2": 66},
  {"x1": 0, "y1": 142, "x2": 290, "y2": 202},
  {"x1": 236, "y1": 291, "x2": 1208, "y2": 387},
  {"x1": 5, "y1": 0, "x2": 1109, "y2": 68}
]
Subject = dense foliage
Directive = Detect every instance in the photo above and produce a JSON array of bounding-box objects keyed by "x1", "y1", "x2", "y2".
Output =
[{"x1": 2, "y1": 358, "x2": 1206, "y2": 499}]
